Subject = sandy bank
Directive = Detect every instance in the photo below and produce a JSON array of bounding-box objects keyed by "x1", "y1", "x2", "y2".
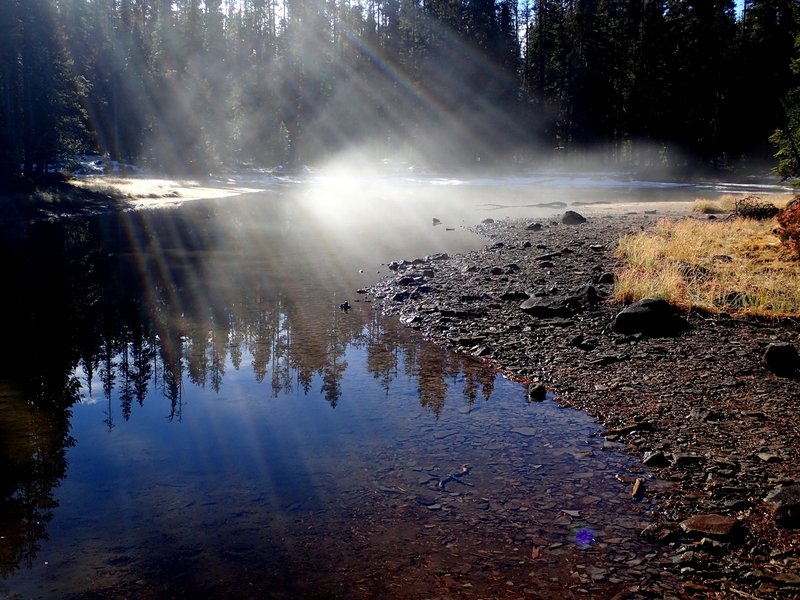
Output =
[{"x1": 72, "y1": 176, "x2": 262, "y2": 206}]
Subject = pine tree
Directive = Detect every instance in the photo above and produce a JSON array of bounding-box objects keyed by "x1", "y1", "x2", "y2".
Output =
[{"x1": 17, "y1": 1, "x2": 89, "y2": 176}]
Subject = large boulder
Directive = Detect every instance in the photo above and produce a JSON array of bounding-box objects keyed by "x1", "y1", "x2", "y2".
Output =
[
  {"x1": 561, "y1": 210, "x2": 587, "y2": 225},
  {"x1": 611, "y1": 298, "x2": 689, "y2": 336}
]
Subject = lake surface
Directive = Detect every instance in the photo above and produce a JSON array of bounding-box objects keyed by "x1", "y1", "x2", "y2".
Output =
[{"x1": 0, "y1": 173, "x2": 788, "y2": 598}]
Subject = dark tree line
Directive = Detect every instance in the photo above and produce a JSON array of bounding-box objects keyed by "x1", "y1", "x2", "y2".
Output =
[{"x1": 1, "y1": 0, "x2": 799, "y2": 177}]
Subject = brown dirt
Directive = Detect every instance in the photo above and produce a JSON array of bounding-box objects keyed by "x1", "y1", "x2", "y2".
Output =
[{"x1": 366, "y1": 210, "x2": 800, "y2": 599}]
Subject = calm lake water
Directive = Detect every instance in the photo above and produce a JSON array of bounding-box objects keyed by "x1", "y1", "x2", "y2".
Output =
[{"x1": 0, "y1": 174, "x2": 788, "y2": 598}]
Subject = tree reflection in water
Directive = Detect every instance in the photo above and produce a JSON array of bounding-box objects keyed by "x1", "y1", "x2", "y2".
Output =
[{"x1": 0, "y1": 202, "x2": 495, "y2": 578}]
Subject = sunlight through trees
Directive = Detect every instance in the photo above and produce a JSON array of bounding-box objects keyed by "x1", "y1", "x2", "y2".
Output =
[{"x1": 0, "y1": 0, "x2": 798, "y2": 176}]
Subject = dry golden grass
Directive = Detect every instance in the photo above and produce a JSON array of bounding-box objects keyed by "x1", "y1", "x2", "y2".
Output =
[
  {"x1": 615, "y1": 216, "x2": 800, "y2": 317},
  {"x1": 692, "y1": 193, "x2": 794, "y2": 214},
  {"x1": 692, "y1": 194, "x2": 739, "y2": 214}
]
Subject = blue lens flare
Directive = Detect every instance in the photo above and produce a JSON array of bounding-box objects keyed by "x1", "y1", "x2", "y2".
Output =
[{"x1": 574, "y1": 527, "x2": 595, "y2": 549}]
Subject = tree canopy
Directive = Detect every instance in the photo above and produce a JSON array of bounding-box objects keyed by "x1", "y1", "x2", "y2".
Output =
[{"x1": 1, "y1": 0, "x2": 799, "y2": 177}]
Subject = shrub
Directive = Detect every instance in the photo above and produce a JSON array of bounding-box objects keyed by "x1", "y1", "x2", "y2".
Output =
[
  {"x1": 776, "y1": 198, "x2": 800, "y2": 257},
  {"x1": 734, "y1": 195, "x2": 779, "y2": 220}
]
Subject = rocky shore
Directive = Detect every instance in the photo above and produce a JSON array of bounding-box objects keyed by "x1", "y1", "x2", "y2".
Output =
[{"x1": 364, "y1": 210, "x2": 800, "y2": 598}]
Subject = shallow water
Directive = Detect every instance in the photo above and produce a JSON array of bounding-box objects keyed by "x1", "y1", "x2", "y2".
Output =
[
  {"x1": 0, "y1": 175, "x2": 784, "y2": 598},
  {"x1": 4, "y1": 328, "x2": 660, "y2": 598}
]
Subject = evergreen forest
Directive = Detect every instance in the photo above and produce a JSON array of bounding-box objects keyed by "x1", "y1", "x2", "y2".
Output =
[{"x1": 1, "y1": 0, "x2": 799, "y2": 177}]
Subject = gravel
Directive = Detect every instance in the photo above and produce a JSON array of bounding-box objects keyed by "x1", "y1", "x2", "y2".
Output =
[{"x1": 365, "y1": 211, "x2": 800, "y2": 598}]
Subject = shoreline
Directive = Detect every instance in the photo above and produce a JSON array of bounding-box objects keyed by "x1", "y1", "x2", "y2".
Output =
[
  {"x1": 365, "y1": 209, "x2": 800, "y2": 598},
  {"x1": 0, "y1": 176, "x2": 262, "y2": 223},
  {"x1": 72, "y1": 176, "x2": 263, "y2": 206}
]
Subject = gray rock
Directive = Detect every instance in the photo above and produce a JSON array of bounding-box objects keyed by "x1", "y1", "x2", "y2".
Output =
[
  {"x1": 763, "y1": 342, "x2": 800, "y2": 376},
  {"x1": 388, "y1": 260, "x2": 404, "y2": 271},
  {"x1": 562, "y1": 210, "x2": 587, "y2": 225},
  {"x1": 519, "y1": 298, "x2": 568, "y2": 318},
  {"x1": 765, "y1": 484, "x2": 800, "y2": 528},
  {"x1": 570, "y1": 284, "x2": 600, "y2": 306},
  {"x1": 397, "y1": 276, "x2": 419, "y2": 286},
  {"x1": 526, "y1": 222, "x2": 543, "y2": 231},
  {"x1": 611, "y1": 298, "x2": 689, "y2": 336},
  {"x1": 500, "y1": 290, "x2": 530, "y2": 301}
]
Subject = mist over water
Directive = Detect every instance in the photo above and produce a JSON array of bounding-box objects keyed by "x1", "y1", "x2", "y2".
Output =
[{"x1": 208, "y1": 160, "x2": 793, "y2": 228}]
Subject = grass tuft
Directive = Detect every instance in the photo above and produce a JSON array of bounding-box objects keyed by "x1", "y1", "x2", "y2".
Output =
[
  {"x1": 615, "y1": 216, "x2": 800, "y2": 318},
  {"x1": 692, "y1": 194, "x2": 739, "y2": 214},
  {"x1": 692, "y1": 193, "x2": 794, "y2": 215}
]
